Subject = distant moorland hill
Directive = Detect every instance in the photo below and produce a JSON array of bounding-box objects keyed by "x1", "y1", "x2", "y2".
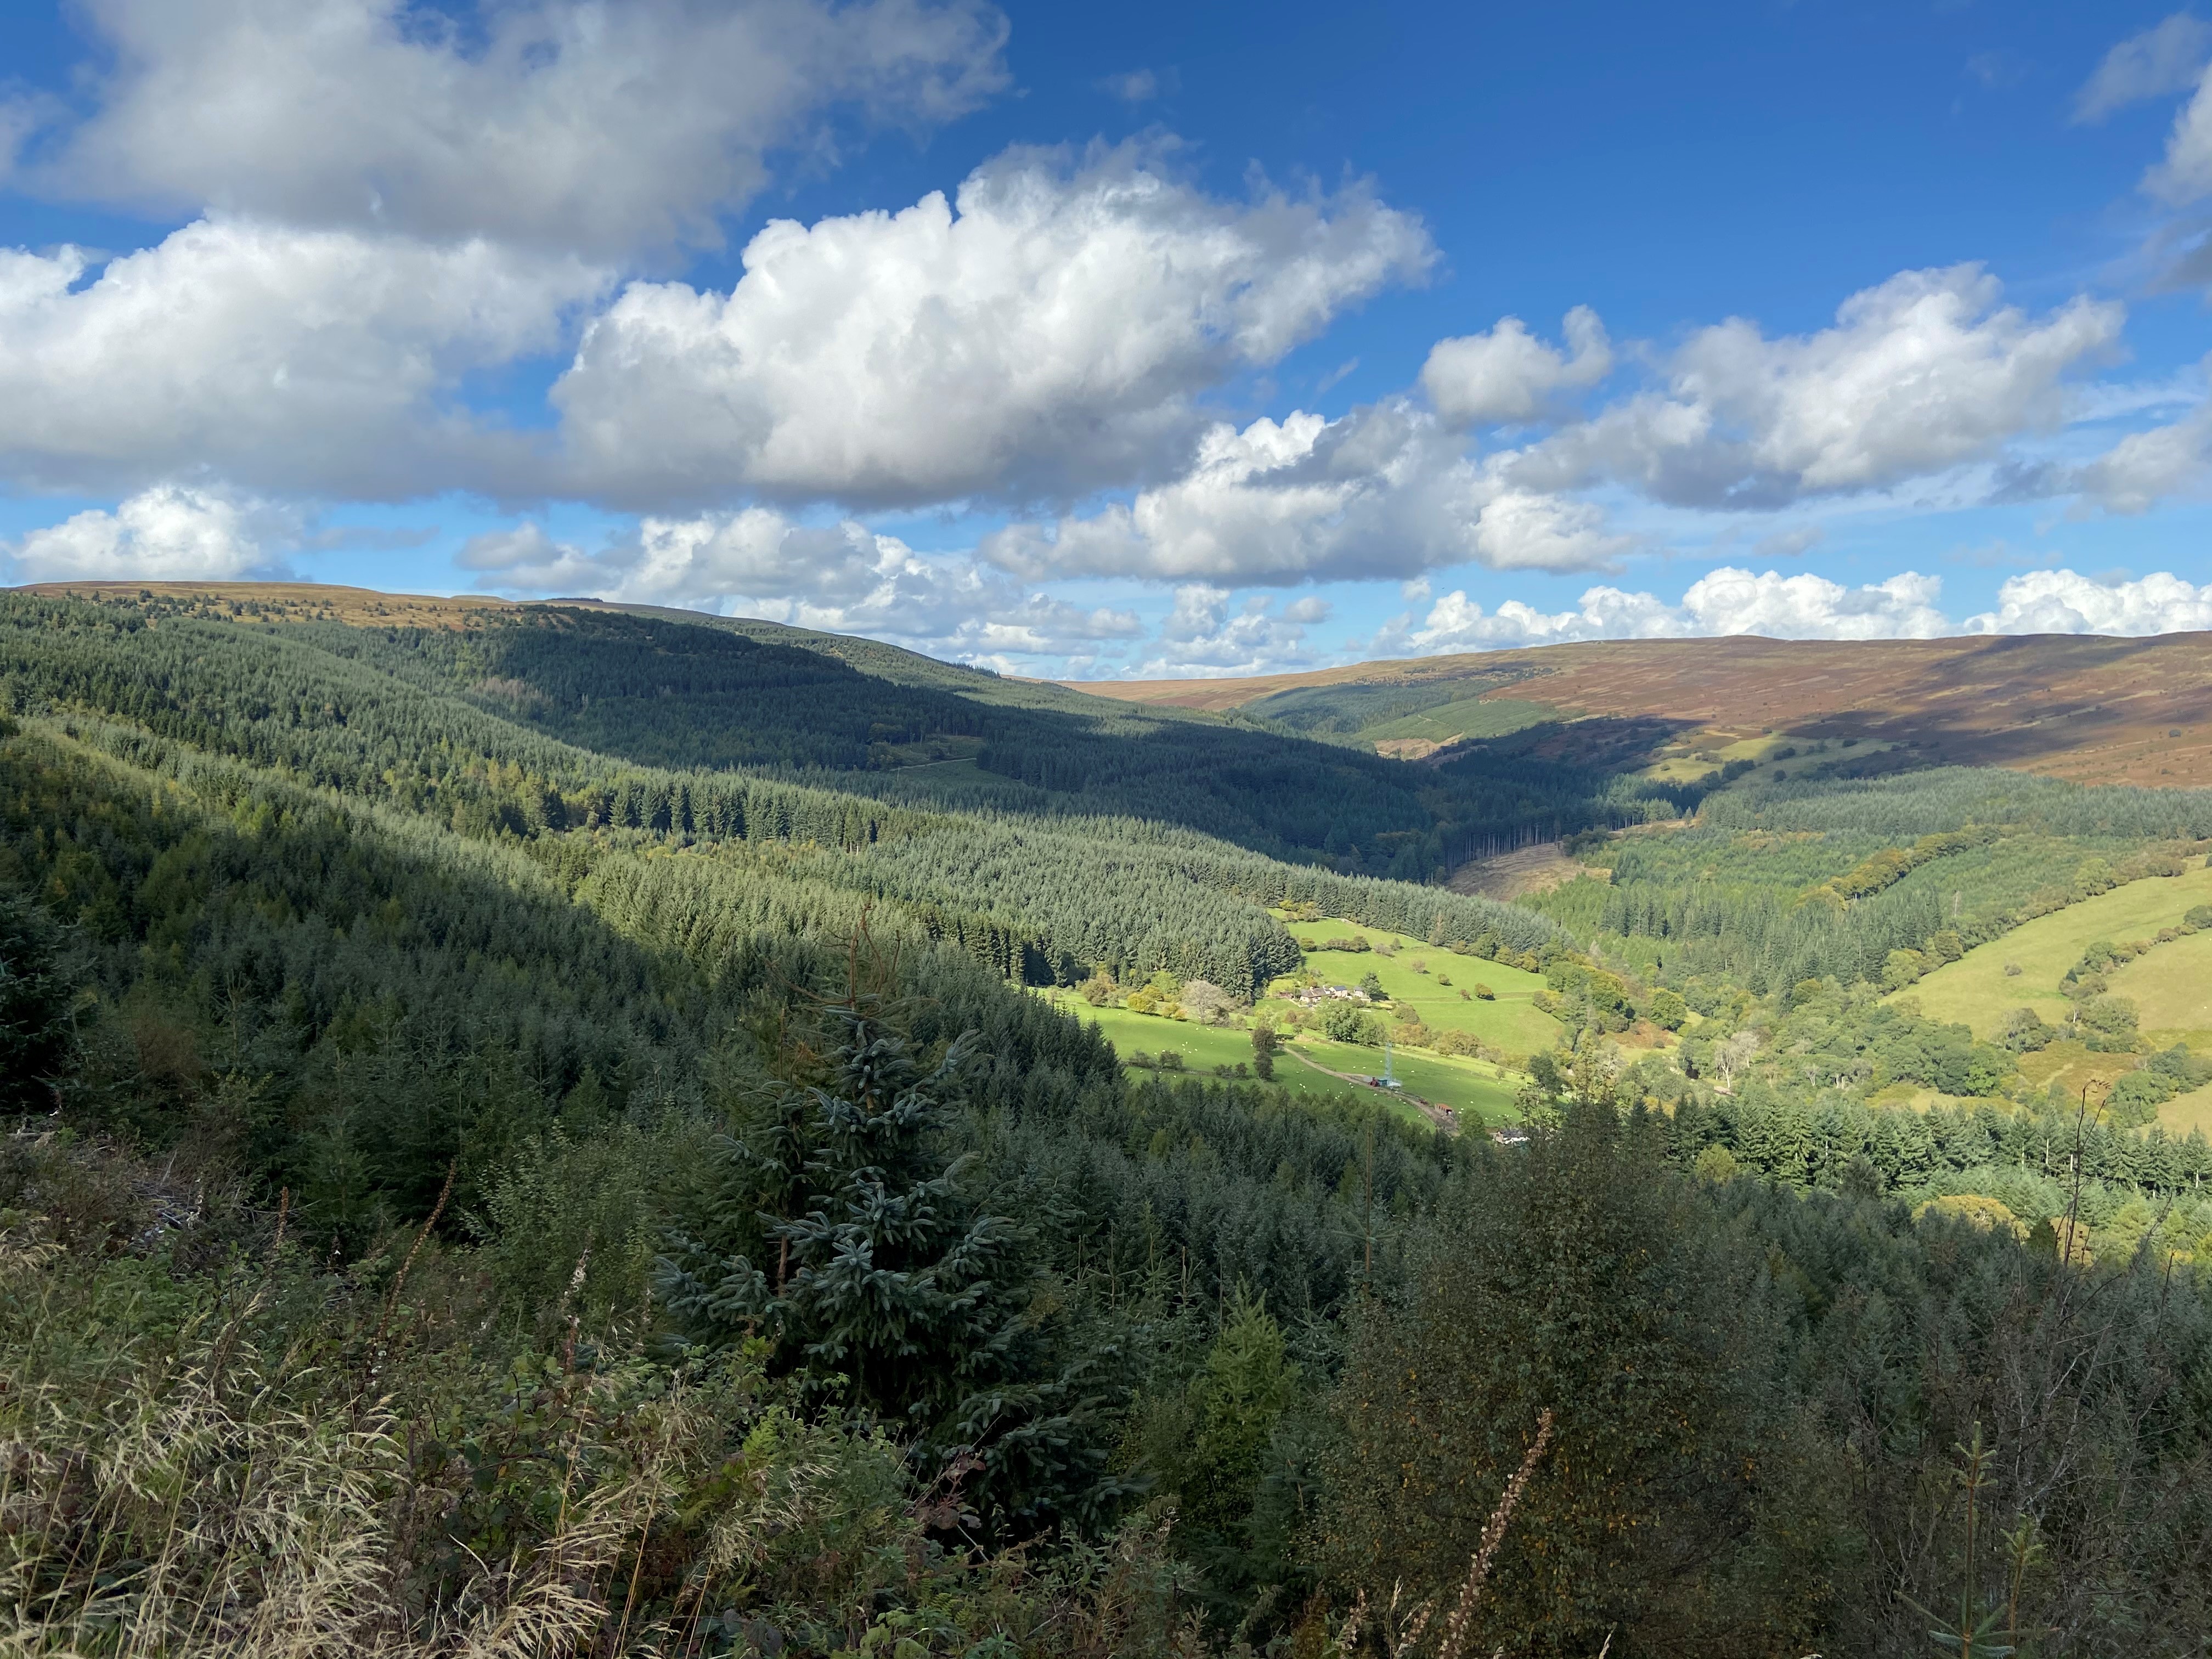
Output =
[{"x1": 1067, "y1": 631, "x2": 2212, "y2": 787}]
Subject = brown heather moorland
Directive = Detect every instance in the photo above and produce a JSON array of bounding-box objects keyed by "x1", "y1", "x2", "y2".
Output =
[{"x1": 1065, "y1": 631, "x2": 2212, "y2": 786}]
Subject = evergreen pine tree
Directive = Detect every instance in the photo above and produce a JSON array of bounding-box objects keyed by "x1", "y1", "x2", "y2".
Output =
[
  {"x1": 658, "y1": 957, "x2": 1139, "y2": 1539},
  {"x1": 658, "y1": 977, "x2": 1019, "y2": 1430},
  {"x1": 0, "y1": 890, "x2": 77, "y2": 1113}
]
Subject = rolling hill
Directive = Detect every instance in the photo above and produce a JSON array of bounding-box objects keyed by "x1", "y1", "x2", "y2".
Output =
[{"x1": 1065, "y1": 631, "x2": 2212, "y2": 787}]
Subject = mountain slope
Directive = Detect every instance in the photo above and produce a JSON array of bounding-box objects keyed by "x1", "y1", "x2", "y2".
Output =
[
  {"x1": 0, "y1": 586, "x2": 1573, "y2": 995},
  {"x1": 13, "y1": 582, "x2": 1694, "y2": 876},
  {"x1": 1066, "y1": 631, "x2": 2212, "y2": 786}
]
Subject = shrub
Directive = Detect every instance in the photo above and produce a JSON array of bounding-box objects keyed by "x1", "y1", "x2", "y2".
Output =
[
  {"x1": 1473, "y1": 984, "x2": 1496, "y2": 1001},
  {"x1": 1693, "y1": 1144, "x2": 1740, "y2": 1183},
  {"x1": 1318, "y1": 1105, "x2": 1807, "y2": 1652},
  {"x1": 2001, "y1": 1007, "x2": 2057, "y2": 1054},
  {"x1": 1321, "y1": 1002, "x2": 1379, "y2": 1045},
  {"x1": 2075, "y1": 994, "x2": 2141, "y2": 1052}
]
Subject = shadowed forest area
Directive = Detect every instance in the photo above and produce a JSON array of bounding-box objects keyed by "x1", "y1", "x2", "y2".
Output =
[{"x1": 4, "y1": 589, "x2": 2211, "y2": 1656}]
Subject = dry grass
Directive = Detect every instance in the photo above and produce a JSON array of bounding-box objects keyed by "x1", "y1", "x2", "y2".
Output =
[{"x1": 0, "y1": 1124, "x2": 1217, "y2": 1659}]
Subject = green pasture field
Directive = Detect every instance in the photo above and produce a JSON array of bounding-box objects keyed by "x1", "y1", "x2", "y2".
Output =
[
  {"x1": 2104, "y1": 929, "x2": 2212, "y2": 1136},
  {"x1": 1894, "y1": 864, "x2": 2212, "y2": 1041},
  {"x1": 1031, "y1": 991, "x2": 1425, "y2": 1118},
  {"x1": 2016, "y1": 1039, "x2": 2212, "y2": 1138},
  {"x1": 1284, "y1": 1035, "x2": 1525, "y2": 1127},
  {"x1": 2107, "y1": 924, "x2": 2212, "y2": 1050},
  {"x1": 1638, "y1": 732, "x2": 1893, "y2": 787},
  {"x1": 2157, "y1": 1081, "x2": 2212, "y2": 1137},
  {"x1": 1035, "y1": 971, "x2": 1530, "y2": 1128},
  {"x1": 1033, "y1": 991, "x2": 1273, "y2": 1073},
  {"x1": 1269, "y1": 918, "x2": 1561, "y2": 1059}
]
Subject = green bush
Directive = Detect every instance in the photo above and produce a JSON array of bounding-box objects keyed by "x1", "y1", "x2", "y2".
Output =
[{"x1": 1321, "y1": 1002, "x2": 1379, "y2": 1045}]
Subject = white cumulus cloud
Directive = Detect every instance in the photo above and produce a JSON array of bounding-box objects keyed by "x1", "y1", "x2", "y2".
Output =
[
  {"x1": 1391, "y1": 563, "x2": 2212, "y2": 657},
  {"x1": 551, "y1": 143, "x2": 1434, "y2": 508},
  {"x1": 5, "y1": 483, "x2": 300, "y2": 581},
  {"x1": 982, "y1": 399, "x2": 1629, "y2": 586},
  {"x1": 1965, "y1": 568, "x2": 2212, "y2": 635},
  {"x1": 20, "y1": 0, "x2": 1010, "y2": 259},
  {"x1": 466, "y1": 509, "x2": 1143, "y2": 666},
  {"x1": 1400, "y1": 566, "x2": 1953, "y2": 652},
  {"x1": 2070, "y1": 401, "x2": 2212, "y2": 512},
  {"x1": 1420, "y1": 306, "x2": 1612, "y2": 426},
  {"x1": 1509, "y1": 266, "x2": 2122, "y2": 509},
  {"x1": 0, "y1": 219, "x2": 605, "y2": 498},
  {"x1": 1119, "y1": 583, "x2": 1327, "y2": 678}
]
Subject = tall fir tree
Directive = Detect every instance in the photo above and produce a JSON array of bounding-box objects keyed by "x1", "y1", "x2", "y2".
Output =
[{"x1": 658, "y1": 976, "x2": 1019, "y2": 1428}]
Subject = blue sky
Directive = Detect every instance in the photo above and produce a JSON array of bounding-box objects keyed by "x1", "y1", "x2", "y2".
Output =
[{"x1": 2, "y1": 1, "x2": 2211, "y2": 676}]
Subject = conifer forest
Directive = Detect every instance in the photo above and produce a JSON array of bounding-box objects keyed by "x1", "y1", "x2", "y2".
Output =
[{"x1": 4, "y1": 588, "x2": 2210, "y2": 1657}]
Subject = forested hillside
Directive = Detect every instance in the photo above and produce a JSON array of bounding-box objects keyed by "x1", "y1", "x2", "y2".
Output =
[
  {"x1": 23, "y1": 584, "x2": 1693, "y2": 877},
  {"x1": 5, "y1": 585, "x2": 2211, "y2": 1656}
]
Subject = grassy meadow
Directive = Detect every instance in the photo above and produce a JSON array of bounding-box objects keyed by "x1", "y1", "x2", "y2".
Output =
[
  {"x1": 1036, "y1": 991, "x2": 1442, "y2": 1128},
  {"x1": 1286, "y1": 1035, "x2": 1525, "y2": 1126},
  {"x1": 1357, "y1": 695, "x2": 1554, "y2": 746},
  {"x1": 1269, "y1": 918, "x2": 1561, "y2": 1057},
  {"x1": 2155, "y1": 1080, "x2": 2212, "y2": 1136},
  {"x1": 1895, "y1": 863, "x2": 2212, "y2": 1039},
  {"x1": 1035, "y1": 913, "x2": 1549, "y2": 1127},
  {"x1": 2108, "y1": 922, "x2": 2212, "y2": 1048}
]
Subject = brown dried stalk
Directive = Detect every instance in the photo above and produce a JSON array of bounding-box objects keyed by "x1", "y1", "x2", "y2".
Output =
[
  {"x1": 1434, "y1": 1407, "x2": 1556, "y2": 1659},
  {"x1": 1325, "y1": 1587, "x2": 1368, "y2": 1657}
]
